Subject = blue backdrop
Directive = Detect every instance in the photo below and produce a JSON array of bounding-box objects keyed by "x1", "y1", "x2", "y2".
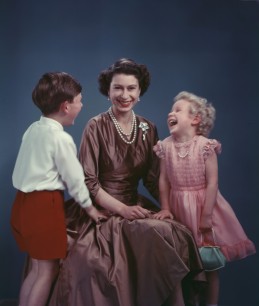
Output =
[{"x1": 1, "y1": 1, "x2": 258, "y2": 305}]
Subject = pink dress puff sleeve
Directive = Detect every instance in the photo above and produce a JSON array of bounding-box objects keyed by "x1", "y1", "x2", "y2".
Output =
[
  {"x1": 153, "y1": 140, "x2": 165, "y2": 159},
  {"x1": 202, "y1": 139, "x2": 222, "y2": 161}
]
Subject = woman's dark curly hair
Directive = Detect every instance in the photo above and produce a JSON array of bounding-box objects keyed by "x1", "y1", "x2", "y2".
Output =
[{"x1": 98, "y1": 58, "x2": 151, "y2": 97}]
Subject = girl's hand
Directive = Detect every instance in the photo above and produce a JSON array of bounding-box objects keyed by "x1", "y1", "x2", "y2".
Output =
[
  {"x1": 199, "y1": 213, "x2": 213, "y2": 231},
  {"x1": 153, "y1": 209, "x2": 174, "y2": 220},
  {"x1": 120, "y1": 205, "x2": 150, "y2": 220},
  {"x1": 199, "y1": 228, "x2": 215, "y2": 245},
  {"x1": 199, "y1": 214, "x2": 214, "y2": 244},
  {"x1": 84, "y1": 205, "x2": 108, "y2": 223}
]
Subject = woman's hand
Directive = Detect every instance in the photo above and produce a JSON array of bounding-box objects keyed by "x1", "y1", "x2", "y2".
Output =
[
  {"x1": 153, "y1": 209, "x2": 174, "y2": 220},
  {"x1": 120, "y1": 205, "x2": 151, "y2": 220},
  {"x1": 84, "y1": 205, "x2": 108, "y2": 223}
]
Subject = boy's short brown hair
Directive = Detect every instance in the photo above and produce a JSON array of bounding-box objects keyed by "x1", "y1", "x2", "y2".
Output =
[{"x1": 32, "y1": 72, "x2": 82, "y2": 115}]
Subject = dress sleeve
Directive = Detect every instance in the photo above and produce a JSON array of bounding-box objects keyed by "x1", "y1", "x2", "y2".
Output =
[
  {"x1": 142, "y1": 122, "x2": 160, "y2": 202},
  {"x1": 79, "y1": 118, "x2": 101, "y2": 198},
  {"x1": 153, "y1": 140, "x2": 165, "y2": 159},
  {"x1": 202, "y1": 139, "x2": 222, "y2": 161}
]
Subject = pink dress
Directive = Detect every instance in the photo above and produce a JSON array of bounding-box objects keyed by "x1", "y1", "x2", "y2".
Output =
[{"x1": 160, "y1": 135, "x2": 256, "y2": 261}]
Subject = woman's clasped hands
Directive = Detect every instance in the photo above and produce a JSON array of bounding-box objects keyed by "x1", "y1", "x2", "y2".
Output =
[{"x1": 120, "y1": 205, "x2": 151, "y2": 220}]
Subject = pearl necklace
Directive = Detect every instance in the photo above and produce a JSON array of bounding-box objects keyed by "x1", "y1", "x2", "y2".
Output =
[
  {"x1": 177, "y1": 150, "x2": 189, "y2": 158},
  {"x1": 177, "y1": 145, "x2": 190, "y2": 158},
  {"x1": 108, "y1": 107, "x2": 137, "y2": 144}
]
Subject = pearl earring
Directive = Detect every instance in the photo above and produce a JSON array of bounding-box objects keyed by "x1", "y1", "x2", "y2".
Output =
[{"x1": 138, "y1": 97, "x2": 140, "y2": 102}]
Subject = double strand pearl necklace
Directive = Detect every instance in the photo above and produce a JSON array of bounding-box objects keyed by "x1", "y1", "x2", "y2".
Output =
[{"x1": 108, "y1": 107, "x2": 137, "y2": 144}]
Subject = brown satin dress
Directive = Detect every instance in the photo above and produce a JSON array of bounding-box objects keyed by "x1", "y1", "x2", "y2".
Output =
[{"x1": 48, "y1": 112, "x2": 205, "y2": 306}]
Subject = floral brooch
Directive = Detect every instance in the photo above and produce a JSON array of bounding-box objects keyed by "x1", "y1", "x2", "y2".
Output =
[{"x1": 139, "y1": 122, "x2": 149, "y2": 141}]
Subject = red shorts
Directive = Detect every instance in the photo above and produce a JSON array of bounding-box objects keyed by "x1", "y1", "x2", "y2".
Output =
[{"x1": 10, "y1": 190, "x2": 67, "y2": 260}]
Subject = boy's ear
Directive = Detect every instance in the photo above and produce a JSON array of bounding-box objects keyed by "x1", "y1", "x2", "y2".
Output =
[{"x1": 60, "y1": 101, "x2": 70, "y2": 113}]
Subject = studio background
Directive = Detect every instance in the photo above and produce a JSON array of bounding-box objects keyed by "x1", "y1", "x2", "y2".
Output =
[{"x1": 1, "y1": 1, "x2": 258, "y2": 305}]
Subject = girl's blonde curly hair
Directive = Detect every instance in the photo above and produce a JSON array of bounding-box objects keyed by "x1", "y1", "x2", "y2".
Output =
[{"x1": 174, "y1": 91, "x2": 216, "y2": 137}]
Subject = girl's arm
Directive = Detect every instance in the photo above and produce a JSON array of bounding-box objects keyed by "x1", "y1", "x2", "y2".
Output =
[
  {"x1": 142, "y1": 124, "x2": 160, "y2": 202},
  {"x1": 154, "y1": 158, "x2": 174, "y2": 220},
  {"x1": 200, "y1": 151, "x2": 218, "y2": 231}
]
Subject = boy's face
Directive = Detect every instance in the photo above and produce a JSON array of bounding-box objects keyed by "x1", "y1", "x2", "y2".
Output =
[{"x1": 66, "y1": 93, "x2": 83, "y2": 125}]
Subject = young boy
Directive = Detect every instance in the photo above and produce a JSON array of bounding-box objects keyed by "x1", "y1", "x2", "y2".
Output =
[{"x1": 10, "y1": 72, "x2": 107, "y2": 306}]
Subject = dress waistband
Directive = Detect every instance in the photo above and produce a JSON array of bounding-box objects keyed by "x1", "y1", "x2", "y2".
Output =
[{"x1": 174, "y1": 184, "x2": 206, "y2": 192}]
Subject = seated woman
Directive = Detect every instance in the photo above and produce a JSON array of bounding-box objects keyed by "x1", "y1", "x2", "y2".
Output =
[{"x1": 49, "y1": 58, "x2": 205, "y2": 306}]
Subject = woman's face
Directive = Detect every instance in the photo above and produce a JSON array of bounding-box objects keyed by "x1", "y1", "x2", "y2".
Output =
[{"x1": 108, "y1": 73, "x2": 141, "y2": 113}]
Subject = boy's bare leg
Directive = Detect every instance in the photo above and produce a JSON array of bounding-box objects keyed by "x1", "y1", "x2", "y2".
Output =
[{"x1": 19, "y1": 258, "x2": 59, "y2": 306}]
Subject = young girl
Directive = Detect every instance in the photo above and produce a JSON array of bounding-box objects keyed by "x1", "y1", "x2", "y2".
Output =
[
  {"x1": 10, "y1": 72, "x2": 107, "y2": 306},
  {"x1": 153, "y1": 91, "x2": 256, "y2": 306}
]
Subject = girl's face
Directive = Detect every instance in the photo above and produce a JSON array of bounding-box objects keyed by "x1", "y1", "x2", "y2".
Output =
[
  {"x1": 167, "y1": 99, "x2": 195, "y2": 137},
  {"x1": 108, "y1": 73, "x2": 140, "y2": 114}
]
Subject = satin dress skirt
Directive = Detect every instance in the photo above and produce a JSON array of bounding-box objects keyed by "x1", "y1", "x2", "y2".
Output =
[{"x1": 48, "y1": 200, "x2": 205, "y2": 306}]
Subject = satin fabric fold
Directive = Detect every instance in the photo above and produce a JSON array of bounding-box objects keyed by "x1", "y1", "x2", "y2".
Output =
[{"x1": 49, "y1": 209, "x2": 204, "y2": 306}]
